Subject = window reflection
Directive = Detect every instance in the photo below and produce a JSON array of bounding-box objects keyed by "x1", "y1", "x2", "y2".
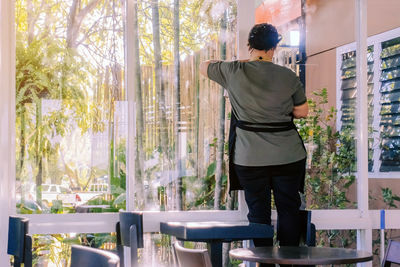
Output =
[
  {"x1": 132, "y1": 0, "x2": 237, "y2": 211},
  {"x1": 380, "y1": 37, "x2": 400, "y2": 171},
  {"x1": 16, "y1": 0, "x2": 127, "y2": 213}
]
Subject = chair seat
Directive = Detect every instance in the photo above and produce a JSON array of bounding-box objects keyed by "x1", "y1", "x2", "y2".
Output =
[
  {"x1": 174, "y1": 242, "x2": 212, "y2": 267},
  {"x1": 70, "y1": 245, "x2": 120, "y2": 267},
  {"x1": 382, "y1": 239, "x2": 400, "y2": 266}
]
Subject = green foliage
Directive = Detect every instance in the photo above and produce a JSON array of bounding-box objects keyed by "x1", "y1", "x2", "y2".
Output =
[
  {"x1": 206, "y1": 161, "x2": 217, "y2": 177},
  {"x1": 381, "y1": 187, "x2": 400, "y2": 208},
  {"x1": 184, "y1": 160, "x2": 217, "y2": 209},
  {"x1": 32, "y1": 232, "x2": 117, "y2": 267},
  {"x1": 296, "y1": 88, "x2": 356, "y2": 249},
  {"x1": 296, "y1": 88, "x2": 355, "y2": 210}
]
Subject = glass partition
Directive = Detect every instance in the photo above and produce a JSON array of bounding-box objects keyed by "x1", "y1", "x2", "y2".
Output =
[
  {"x1": 11, "y1": 0, "x2": 400, "y2": 266},
  {"x1": 131, "y1": 0, "x2": 237, "y2": 211},
  {"x1": 30, "y1": 233, "x2": 117, "y2": 266},
  {"x1": 366, "y1": 0, "x2": 400, "y2": 264},
  {"x1": 299, "y1": 0, "x2": 359, "y2": 211},
  {"x1": 15, "y1": 0, "x2": 238, "y2": 213},
  {"x1": 15, "y1": 0, "x2": 127, "y2": 214},
  {"x1": 254, "y1": 0, "x2": 359, "y2": 211}
]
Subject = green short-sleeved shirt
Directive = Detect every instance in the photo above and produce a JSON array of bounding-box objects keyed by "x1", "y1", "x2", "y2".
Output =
[{"x1": 208, "y1": 61, "x2": 307, "y2": 166}]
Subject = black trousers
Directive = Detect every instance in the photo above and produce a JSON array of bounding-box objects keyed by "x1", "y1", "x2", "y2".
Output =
[{"x1": 234, "y1": 158, "x2": 306, "y2": 248}]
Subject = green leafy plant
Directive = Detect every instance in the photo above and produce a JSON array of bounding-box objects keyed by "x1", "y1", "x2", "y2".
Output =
[
  {"x1": 381, "y1": 187, "x2": 400, "y2": 208},
  {"x1": 296, "y1": 88, "x2": 355, "y2": 210},
  {"x1": 296, "y1": 88, "x2": 357, "y2": 249}
]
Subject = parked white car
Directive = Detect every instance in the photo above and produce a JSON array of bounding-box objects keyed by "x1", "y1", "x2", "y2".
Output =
[
  {"x1": 77, "y1": 183, "x2": 109, "y2": 203},
  {"x1": 41, "y1": 184, "x2": 81, "y2": 206}
]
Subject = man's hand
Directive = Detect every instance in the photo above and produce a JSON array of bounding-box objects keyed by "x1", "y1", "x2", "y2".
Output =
[{"x1": 293, "y1": 102, "x2": 308, "y2": 119}]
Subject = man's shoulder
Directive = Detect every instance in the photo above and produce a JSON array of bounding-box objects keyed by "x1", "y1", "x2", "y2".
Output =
[{"x1": 272, "y1": 64, "x2": 296, "y2": 75}]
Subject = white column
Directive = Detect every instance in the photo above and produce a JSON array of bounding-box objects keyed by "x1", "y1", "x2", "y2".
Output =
[
  {"x1": 355, "y1": 0, "x2": 372, "y2": 265},
  {"x1": 125, "y1": 0, "x2": 136, "y2": 212},
  {"x1": 236, "y1": 0, "x2": 256, "y2": 219},
  {"x1": 237, "y1": 0, "x2": 255, "y2": 61},
  {"x1": 0, "y1": 0, "x2": 16, "y2": 264}
]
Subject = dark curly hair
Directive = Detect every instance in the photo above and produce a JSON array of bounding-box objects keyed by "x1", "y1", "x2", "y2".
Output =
[{"x1": 248, "y1": 23, "x2": 281, "y2": 52}]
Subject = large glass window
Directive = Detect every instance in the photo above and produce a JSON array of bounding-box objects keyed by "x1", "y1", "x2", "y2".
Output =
[
  {"x1": 15, "y1": 0, "x2": 238, "y2": 213},
  {"x1": 132, "y1": 0, "x2": 237, "y2": 211},
  {"x1": 379, "y1": 36, "x2": 400, "y2": 172},
  {"x1": 15, "y1": 0, "x2": 127, "y2": 214},
  {"x1": 337, "y1": 46, "x2": 375, "y2": 172},
  {"x1": 337, "y1": 27, "x2": 400, "y2": 177}
]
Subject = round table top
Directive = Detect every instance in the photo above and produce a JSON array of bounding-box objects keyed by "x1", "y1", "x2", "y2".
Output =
[{"x1": 229, "y1": 246, "x2": 373, "y2": 265}]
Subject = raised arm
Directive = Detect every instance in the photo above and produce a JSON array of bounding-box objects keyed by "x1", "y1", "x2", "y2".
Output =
[
  {"x1": 199, "y1": 60, "x2": 212, "y2": 78},
  {"x1": 293, "y1": 102, "x2": 309, "y2": 119},
  {"x1": 201, "y1": 60, "x2": 239, "y2": 88}
]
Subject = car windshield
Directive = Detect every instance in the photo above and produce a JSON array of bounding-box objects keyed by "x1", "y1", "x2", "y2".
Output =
[
  {"x1": 60, "y1": 187, "x2": 71, "y2": 193},
  {"x1": 42, "y1": 185, "x2": 49, "y2": 191}
]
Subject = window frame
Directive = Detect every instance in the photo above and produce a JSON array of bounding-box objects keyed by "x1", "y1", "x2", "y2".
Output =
[
  {"x1": 7, "y1": 0, "x2": 249, "y2": 238},
  {"x1": 336, "y1": 26, "x2": 400, "y2": 178}
]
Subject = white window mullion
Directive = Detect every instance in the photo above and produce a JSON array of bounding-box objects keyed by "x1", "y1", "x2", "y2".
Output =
[
  {"x1": 371, "y1": 40, "x2": 382, "y2": 175},
  {"x1": 236, "y1": 0, "x2": 256, "y2": 220},
  {"x1": 355, "y1": 0, "x2": 372, "y2": 261},
  {"x1": 125, "y1": 0, "x2": 136, "y2": 212},
  {"x1": 1, "y1": 0, "x2": 16, "y2": 264},
  {"x1": 338, "y1": 27, "x2": 400, "y2": 178}
]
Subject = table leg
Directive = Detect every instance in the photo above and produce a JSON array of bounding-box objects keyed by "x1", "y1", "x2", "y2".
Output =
[{"x1": 208, "y1": 241, "x2": 223, "y2": 267}]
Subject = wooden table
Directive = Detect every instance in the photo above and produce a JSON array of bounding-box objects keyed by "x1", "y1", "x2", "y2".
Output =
[
  {"x1": 160, "y1": 221, "x2": 273, "y2": 267},
  {"x1": 229, "y1": 246, "x2": 373, "y2": 265}
]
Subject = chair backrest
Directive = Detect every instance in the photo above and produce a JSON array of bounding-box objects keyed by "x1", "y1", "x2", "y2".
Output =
[
  {"x1": 116, "y1": 211, "x2": 144, "y2": 267},
  {"x1": 173, "y1": 242, "x2": 212, "y2": 267},
  {"x1": 118, "y1": 210, "x2": 144, "y2": 248},
  {"x1": 276, "y1": 210, "x2": 316, "y2": 247},
  {"x1": 7, "y1": 216, "x2": 32, "y2": 267},
  {"x1": 299, "y1": 210, "x2": 316, "y2": 247},
  {"x1": 382, "y1": 239, "x2": 400, "y2": 267},
  {"x1": 70, "y1": 245, "x2": 120, "y2": 267}
]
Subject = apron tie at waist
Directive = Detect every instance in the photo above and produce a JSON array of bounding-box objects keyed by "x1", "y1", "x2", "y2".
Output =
[
  {"x1": 228, "y1": 112, "x2": 306, "y2": 194},
  {"x1": 236, "y1": 120, "x2": 296, "y2": 132}
]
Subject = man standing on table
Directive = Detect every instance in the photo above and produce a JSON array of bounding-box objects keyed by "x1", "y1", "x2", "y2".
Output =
[{"x1": 200, "y1": 23, "x2": 308, "y2": 265}]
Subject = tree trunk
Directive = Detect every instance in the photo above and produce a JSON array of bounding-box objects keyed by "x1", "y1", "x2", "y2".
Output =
[
  {"x1": 151, "y1": 0, "x2": 170, "y2": 207},
  {"x1": 67, "y1": 0, "x2": 101, "y2": 49},
  {"x1": 151, "y1": 0, "x2": 168, "y2": 154},
  {"x1": 22, "y1": 0, "x2": 34, "y2": 200},
  {"x1": 214, "y1": 13, "x2": 227, "y2": 210},
  {"x1": 27, "y1": 0, "x2": 34, "y2": 44},
  {"x1": 35, "y1": 101, "x2": 43, "y2": 207},
  {"x1": 132, "y1": 0, "x2": 146, "y2": 209},
  {"x1": 194, "y1": 52, "x2": 200, "y2": 180},
  {"x1": 18, "y1": 107, "x2": 26, "y2": 201},
  {"x1": 173, "y1": 0, "x2": 183, "y2": 210},
  {"x1": 109, "y1": 63, "x2": 122, "y2": 190}
]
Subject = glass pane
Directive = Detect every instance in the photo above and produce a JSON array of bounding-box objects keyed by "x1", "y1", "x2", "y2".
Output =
[
  {"x1": 132, "y1": 0, "x2": 238, "y2": 211},
  {"x1": 15, "y1": 0, "x2": 127, "y2": 213},
  {"x1": 31, "y1": 233, "x2": 117, "y2": 266},
  {"x1": 380, "y1": 37, "x2": 400, "y2": 172},
  {"x1": 338, "y1": 48, "x2": 375, "y2": 171},
  {"x1": 302, "y1": 0, "x2": 358, "y2": 209}
]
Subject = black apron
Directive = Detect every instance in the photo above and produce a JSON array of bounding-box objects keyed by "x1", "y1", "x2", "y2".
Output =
[{"x1": 228, "y1": 111, "x2": 306, "y2": 193}]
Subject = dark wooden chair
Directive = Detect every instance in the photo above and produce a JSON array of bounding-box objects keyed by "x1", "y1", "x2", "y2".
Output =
[
  {"x1": 116, "y1": 211, "x2": 144, "y2": 267},
  {"x1": 382, "y1": 239, "x2": 400, "y2": 267},
  {"x1": 173, "y1": 241, "x2": 212, "y2": 267},
  {"x1": 275, "y1": 210, "x2": 316, "y2": 267},
  {"x1": 276, "y1": 209, "x2": 316, "y2": 247},
  {"x1": 7, "y1": 216, "x2": 32, "y2": 267},
  {"x1": 299, "y1": 209, "x2": 316, "y2": 247},
  {"x1": 70, "y1": 245, "x2": 120, "y2": 267}
]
